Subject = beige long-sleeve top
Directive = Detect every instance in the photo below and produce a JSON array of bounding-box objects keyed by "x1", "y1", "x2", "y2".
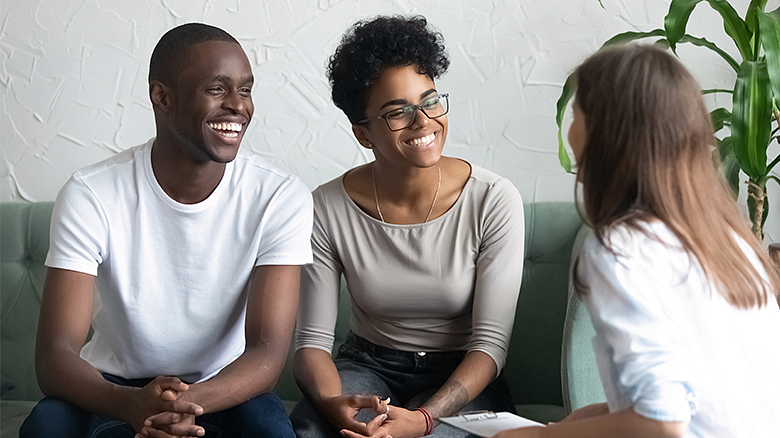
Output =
[{"x1": 295, "y1": 163, "x2": 524, "y2": 373}]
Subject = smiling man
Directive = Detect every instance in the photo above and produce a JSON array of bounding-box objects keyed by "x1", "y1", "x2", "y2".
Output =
[{"x1": 19, "y1": 23, "x2": 312, "y2": 438}]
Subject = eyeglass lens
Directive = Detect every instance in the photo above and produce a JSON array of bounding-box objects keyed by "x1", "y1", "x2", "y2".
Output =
[{"x1": 385, "y1": 94, "x2": 449, "y2": 131}]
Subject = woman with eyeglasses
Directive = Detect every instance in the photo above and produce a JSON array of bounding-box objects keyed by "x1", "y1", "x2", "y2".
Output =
[{"x1": 289, "y1": 15, "x2": 525, "y2": 438}]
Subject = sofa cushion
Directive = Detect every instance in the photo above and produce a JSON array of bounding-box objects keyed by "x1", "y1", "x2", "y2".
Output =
[
  {"x1": 1, "y1": 375, "x2": 16, "y2": 395},
  {"x1": 0, "y1": 400, "x2": 37, "y2": 436}
]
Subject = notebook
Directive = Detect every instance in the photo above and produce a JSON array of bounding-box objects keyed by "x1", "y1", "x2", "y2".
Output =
[{"x1": 439, "y1": 411, "x2": 545, "y2": 437}]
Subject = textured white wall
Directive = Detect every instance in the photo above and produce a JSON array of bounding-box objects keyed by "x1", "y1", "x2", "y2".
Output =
[{"x1": 2, "y1": 0, "x2": 777, "y2": 240}]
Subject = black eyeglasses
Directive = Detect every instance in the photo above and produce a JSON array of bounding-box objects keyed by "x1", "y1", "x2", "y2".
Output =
[{"x1": 357, "y1": 93, "x2": 449, "y2": 131}]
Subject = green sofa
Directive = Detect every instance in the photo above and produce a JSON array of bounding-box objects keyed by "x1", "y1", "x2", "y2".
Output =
[{"x1": 0, "y1": 201, "x2": 604, "y2": 436}]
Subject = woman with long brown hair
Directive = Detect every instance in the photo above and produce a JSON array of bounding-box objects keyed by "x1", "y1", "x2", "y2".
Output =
[{"x1": 495, "y1": 44, "x2": 780, "y2": 437}]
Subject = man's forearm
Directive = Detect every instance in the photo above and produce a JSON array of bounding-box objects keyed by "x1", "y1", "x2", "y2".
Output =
[
  {"x1": 187, "y1": 342, "x2": 288, "y2": 413},
  {"x1": 187, "y1": 264, "x2": 301, "y2": 413},
  {"x1": 36, "y1": 267, "x2": 139, "y2": 422},
  {"x1": 37, "y1": 347, "x2": 138, "y2": 422}
]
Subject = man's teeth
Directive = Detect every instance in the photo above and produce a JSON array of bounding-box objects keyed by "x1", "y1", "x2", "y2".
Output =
[
  {"x1": 406, "y1": 133, "x2": 435, "y2": 146},
  {"x1": 208, "y1": 122, "x2": 242, "y2": 133}
]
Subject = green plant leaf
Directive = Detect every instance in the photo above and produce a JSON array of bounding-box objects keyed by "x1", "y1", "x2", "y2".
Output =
[
  {"x1": 679, "y1": 34, "x2": 740, "y2": 71},
  {"x1": 601, "y1": 29, "x2": 739, "y2": 71},
  {"x1": 732, "y1": 61, "x2": 771, "y2": 178},
  {"x1": 556, "y1": 73, "x2": 576, "y2": 173},
  {"x1": 708, "y1": 0, "x2": 754, "y2": 60},
  {"x1": 763, "y1": 196, "x2": 769, "y2": 228},
  {"x1": 746, "y1": 0, "x2": 769, "y2": 33},
  {"x1": 718, "y1": 135, "x2": 733, "y2": 161},
  {"x1": 665, "y1": 0, "x2": 702, "y2": 53},
  {"x1": 758, "y1": 8, "x2": 780, "y2": 112},
  {"x1": 762, "y1": 195, "x2": 769, "y2": 228},
  {"x1": 768, "y1": 152, "x2": 780, "y2": 174},
  {"x1": 554, "y1": 30, "x2": 737, "y2": 173},
  {"x1": 654, "y1": 38, "x2": 671, "y2": 49},
  {"x1": 711, "y1": 107, "x2": 731, "y2": 133},
  {"x1": 716, "y1": 136, "x2": 740, "y2": 198},
  {"x1": 602, "y1": 29, "x2": 665, "y2": 45},
  {"x1": 702, "y1": 88, "x2": 734, "y2": 94},
  {"x1": 666, "y1": 0, "x2": 753, "y2": 61}
]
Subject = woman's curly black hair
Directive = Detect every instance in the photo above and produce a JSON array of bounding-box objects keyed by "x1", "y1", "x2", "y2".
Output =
[{"x1": 327, "y1": 15, "x2": 450, "y2": 124}]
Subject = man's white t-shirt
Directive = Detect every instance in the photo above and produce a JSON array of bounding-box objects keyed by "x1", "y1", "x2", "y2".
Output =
[{"x1": 45, "y1": 138, "x2": 313, "y2": 383}]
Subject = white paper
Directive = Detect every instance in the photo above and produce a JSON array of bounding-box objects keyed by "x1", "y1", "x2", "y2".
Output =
[{"x1": 439, "y1": 412, "x2": 545, "y2": 437}]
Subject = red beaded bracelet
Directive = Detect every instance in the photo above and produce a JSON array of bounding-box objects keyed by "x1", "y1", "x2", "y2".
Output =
[{"x1": 415, "y1": 407, "x2": 434, "y2": 436}]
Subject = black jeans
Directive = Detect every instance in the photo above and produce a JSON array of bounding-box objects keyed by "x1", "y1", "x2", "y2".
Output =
[{"x1": 291, "y1": 332, "x2": 515, "y2": 438}]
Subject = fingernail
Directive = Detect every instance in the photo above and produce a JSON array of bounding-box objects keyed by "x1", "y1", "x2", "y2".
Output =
[
  {"x1": 144, "y1": 420, "x2": 151, "y2": 426},
  {"x1": 380, "y1": 414, "x2": 387, "y2": 421}
]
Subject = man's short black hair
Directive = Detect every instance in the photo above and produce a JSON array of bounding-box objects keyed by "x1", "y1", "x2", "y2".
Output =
[
  {"x1": 149, "y1": 23, "x2": 239, "y2": 86},
  {"x1": 327, "y1": 15, "x2": 450, "y2": 124}
]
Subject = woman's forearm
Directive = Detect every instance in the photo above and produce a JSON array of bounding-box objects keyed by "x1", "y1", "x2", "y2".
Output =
[
  {"x1": 423, "y1": 350, "x2": 497, "y2": 419},
  {"x1": 293, "y1": 347, "x2": 343, "y2": 404},
  {"x1": 555, "y1": 408, "x2": 686, "y2": 438},
  {"x1": 494, "y1": 408, "x2": 687, "y2": 438}
]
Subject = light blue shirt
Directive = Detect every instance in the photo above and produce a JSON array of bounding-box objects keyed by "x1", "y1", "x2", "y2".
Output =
[{"x1": 578, "y1": 221, "x2": 780, "y2": 437}]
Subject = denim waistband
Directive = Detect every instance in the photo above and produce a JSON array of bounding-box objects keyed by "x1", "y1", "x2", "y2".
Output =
[
  {"x1": 341, "y1": 332, "x2": 468, "y2": 363},
  {"x1": 101, "y1": 373, "x2": 196, "y2": 387}
]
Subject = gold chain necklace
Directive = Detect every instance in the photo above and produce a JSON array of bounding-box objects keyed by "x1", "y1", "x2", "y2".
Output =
[{"x1": 372, "y1": 162, "x2": 441, "y2": 223}]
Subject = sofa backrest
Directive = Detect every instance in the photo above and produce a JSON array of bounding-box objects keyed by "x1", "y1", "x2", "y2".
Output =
[
  {"x1": 505, "y1": 202, "x2": 583, "y2": 407},
  {"x1": 1, "y1": 202, "x2": 53, "y2": 401}
]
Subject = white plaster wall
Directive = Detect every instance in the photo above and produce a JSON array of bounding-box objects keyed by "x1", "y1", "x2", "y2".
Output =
[{"x1": 2, "y1": 0, "x2": 778, "y2": 241}]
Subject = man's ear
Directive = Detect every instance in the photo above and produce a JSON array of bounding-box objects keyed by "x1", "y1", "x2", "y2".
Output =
[
  {"x1": 149, "y1": 81, "x2": 172, "y2": 112},
  {"x1": 352, "y1": 124, "x2": 374, "y2": 150}
]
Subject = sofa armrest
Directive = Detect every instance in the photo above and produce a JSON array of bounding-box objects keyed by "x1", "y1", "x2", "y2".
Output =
[{"x1": 560, "y1": 225, "x2": 606, "y2": 413}]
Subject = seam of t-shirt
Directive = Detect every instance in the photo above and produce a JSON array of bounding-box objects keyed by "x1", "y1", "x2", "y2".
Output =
[{"x1": 141, "y1": 140, "x2": 234, "y2": 213}]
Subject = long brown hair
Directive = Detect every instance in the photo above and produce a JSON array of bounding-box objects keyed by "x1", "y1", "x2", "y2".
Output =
[{"x1": 573, "y1": 44, "x2": 778, "y2": 308}]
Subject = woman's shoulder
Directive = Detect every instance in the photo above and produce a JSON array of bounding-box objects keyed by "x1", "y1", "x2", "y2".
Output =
[
  {"x1": 459, "y1": 162, "x2": 520, "y2": 199},
  {"x1": 589, "y1": 221, "x2": 678, "y2": 251},
  {"x1": 312, "y1": 171, "x2": 350, "y2": 200},
  {"x1": 310, "y1": 172, "x2": 354, "y2": 218},
  {"x1": 442, "y1": 161, "x2": 524, "y2": 238},
  {"x1": 466, "y1": 162, "x2": 506, "y2": 185},
  {"x1": 311, "y1": 167, "x2": 379, "y2": 227},
  {"x1": 580, "y1": 221, "x2": 688, "y2": 281}
]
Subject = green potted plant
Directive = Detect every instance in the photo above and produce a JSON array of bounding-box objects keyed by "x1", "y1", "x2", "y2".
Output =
[{"x1": 556, "y1": 0, "x2": 780, "y2": 241}]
